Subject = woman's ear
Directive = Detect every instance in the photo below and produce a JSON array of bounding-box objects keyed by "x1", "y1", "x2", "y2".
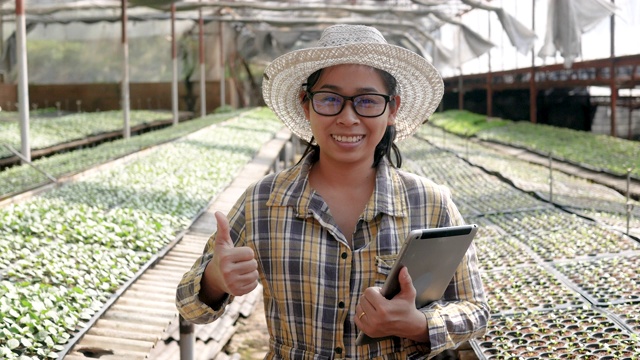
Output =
[
  {"x1": 387, "y1": 95, "x2": 401, "y2": 125},
  {"x1": 300, "y1": 91, "x2": 311, "y2": 120}
]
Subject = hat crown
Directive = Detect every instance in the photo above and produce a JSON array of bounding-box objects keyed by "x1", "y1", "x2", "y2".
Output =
[{"x1": 317, "y1": 25, "x2": 388, "y2": 48}]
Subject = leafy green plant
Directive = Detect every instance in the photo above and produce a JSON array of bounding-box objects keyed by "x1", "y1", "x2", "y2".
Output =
[
  {"x1": 0, "y1": 280, "x2": 102, "y2": 359},
  {"x1": 430, "y1": 110, "x2": 510, "y2": 136},
  {"x1": 427, "y1": 110, "x2": 640, "y2": 178},
  {"x1": 0, "y1": 110, "x2": 245, "y2": 198},
  {"x1": 0, "y1": 110, "x2": 172, "y2": 159},
  {"x1": 0, "y1": 108, "x2": 283, "y2": 358},
  {"x1": 478, "y1": 121, "x2": 640, "y2": 177}
]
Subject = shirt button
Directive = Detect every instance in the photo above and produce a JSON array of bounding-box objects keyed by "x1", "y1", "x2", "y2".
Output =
[
  {"x1": 338, "y1": 301, "x2": 345, "y2": 308},
  {"x1": 335, "y1": 347, "x2": 343, "y2": 354},
  {"x1": 341, "y1": 252, "x2": 348, "y2": 259}
]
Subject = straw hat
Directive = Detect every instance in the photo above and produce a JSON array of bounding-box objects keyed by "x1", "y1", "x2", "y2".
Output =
[{"x1": 262, "y1": 24, "x2": 444, "y2": 142}]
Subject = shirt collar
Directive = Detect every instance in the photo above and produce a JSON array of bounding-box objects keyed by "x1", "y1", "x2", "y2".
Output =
[{"x1": 267, "y1": 152, "x2": 408, "y2": 220}]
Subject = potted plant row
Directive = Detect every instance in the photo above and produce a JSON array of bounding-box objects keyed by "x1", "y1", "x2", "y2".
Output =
[
  {"x1": 553, "y1": 254, "x2": 640, "y2": 306},
  {"x1": 481, "y1": 265, "x2": 586, "y2": 315},
  {"x1": 472, "y1": 307, "x2": 640, "y2": 359}
]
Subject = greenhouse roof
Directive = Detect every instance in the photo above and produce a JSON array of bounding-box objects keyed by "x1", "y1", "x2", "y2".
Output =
[{"x1": 0, "y1": 0, "x2": 629, "y2": 77}]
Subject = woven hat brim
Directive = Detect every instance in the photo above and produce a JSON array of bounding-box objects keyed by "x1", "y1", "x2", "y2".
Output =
[{"x1": 262, "y1": 42, "x2": 444, "y2": 142}]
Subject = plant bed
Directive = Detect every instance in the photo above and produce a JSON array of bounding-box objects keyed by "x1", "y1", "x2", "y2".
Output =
[
  {"x1": 553, "y1": 254, "x2": 640, "y2": 306},
  {"x1": 475, "y1": 235, "x2": 539, "y2": 271},
  {"x1": 476, "y1": 119, "x2": 640, "y2": 179},
  {"x1": 481, "y1": 265, "x2": 586, "y2": 315},
  {"x1": 484, "y1": 210, "x2": 640, "y2": 261},
  {"x1": 0, "y1": 280, "x2": 105, "y2": 359},
  {"x1": 462, "y1": 182, "x2": 547, "y2": 216},
  {"x1": 0, "y1": 110, "x2": 245, "y2": 198},
  {"x1": 0, "y1": 110, "x2": 173, "y2": 160},
  {"x1": 428, "y1": 110, "x2": 511, "y2": 137},
  {"x1": 402, "y1": 138, "x2": 547, "y2": 216},
  {"x1": 4, "y1": 241, "x2": 148, "y2": 294},
  {"x1": 472, "y1": 307, "x2": 640, "y2": 359},
  {"x1": 415, "y1": 122, "x2": 639, "y2": 236},
  {"x1": 423, "y1": 110, "x2": 640, "y2": 179},
  {"x1": 455, "y1": 142, "x2": 627, "y2": 206},
  {"x1": 484, "y1": 209, "x2": 589, "y2": 236},
  {"x1": 606, "y1": 303, "x2": 640, "y2": 334},
  {"x1": 567, "y1": 208, "x2": 640, "y2": 238},
  {"x1": 0, "y1": 109, "x2": 283, "y2": 359},
  {"x1": 515, "y1": 226, "x2": 640, "y2": 262}
]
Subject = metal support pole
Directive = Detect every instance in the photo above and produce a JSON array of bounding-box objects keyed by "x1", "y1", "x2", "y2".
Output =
[
  {"x1": 171, "y1": 3, "x2": 179, "y2": 125},
  {"x1": 627, "y1": 168, "x2": 633, "y2": 236},
  {"x1": 458, "y1": 70, "x2": 463, "y2": 111},
  {"x1": 548, "y1": 153, "x2": 553, "y2": 203},
  {"x1": 16, "y1": 0, "x2": 30, "y2": 163},
  {"x1": 121, "y1": 0, "x2": 131, "y2": 139},
  {"x1": 179, "y1": 315, "x2": 195, "y2": 360},
  {"x1": 610, "y1": 0, "x2": 617, "y2": 137},
  {"x1": 457, "y1": 20, "x2": 463, "y2": 111},
  {"x1": 219, "y1": 21, "x2": 226, "y2": 108},
  {"x1": 486, "y1": 10, "x2": 493, "y2": 117},
  {"x1": 199, "y1": 3, "x2": 206, "y2": 117},
  {"x1": 0, "y1": 3, "x2": 4, "y2": 80},
  {"x1": 628, "y1": 102, "x2": 633, "y2": 140},
  {"x1": 529, "y1": 0, "x2": 537, "y2": 124}
]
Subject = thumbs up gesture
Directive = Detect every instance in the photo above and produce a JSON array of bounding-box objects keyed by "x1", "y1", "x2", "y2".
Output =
[{"x1": 201, "y1": 212, "x2": 259, "y2": 305}]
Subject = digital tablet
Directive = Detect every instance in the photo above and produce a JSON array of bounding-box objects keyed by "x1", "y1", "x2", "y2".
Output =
[{"x1": 355, "y1": 224, "x2": 478, "y2": 346}]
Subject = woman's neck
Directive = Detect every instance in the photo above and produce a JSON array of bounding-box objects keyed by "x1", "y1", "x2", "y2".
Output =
[{"x1": 311, "y1": 157, "x2": 376, "y2": 189}]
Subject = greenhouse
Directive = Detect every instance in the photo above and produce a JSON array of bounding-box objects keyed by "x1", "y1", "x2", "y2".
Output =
[{"x1": 0, "y1": 0, "x2": 639, "y2": 359}]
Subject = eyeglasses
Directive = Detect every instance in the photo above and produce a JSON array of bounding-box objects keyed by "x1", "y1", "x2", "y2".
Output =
[{"x1": 306, "y1": 91, "x2": 392, "y2": 117}]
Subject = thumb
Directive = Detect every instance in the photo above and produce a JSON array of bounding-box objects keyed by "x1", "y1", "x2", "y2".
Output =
[
  {"x1": 214, "y1": 211, "x2": 234, "y2": 249},
  {"x1": 398, "y1": 266, "x2": 417, "y2": 299}
]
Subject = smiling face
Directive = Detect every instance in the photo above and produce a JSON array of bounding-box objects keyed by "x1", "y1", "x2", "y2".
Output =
[{"x1": 302, "y1": 64, "x2": 399, "y2": 168}]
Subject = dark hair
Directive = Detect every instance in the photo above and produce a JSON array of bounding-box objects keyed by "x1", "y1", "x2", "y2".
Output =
[{"x1": 298, "y1": 67, "x2": 403, "y2": 168}]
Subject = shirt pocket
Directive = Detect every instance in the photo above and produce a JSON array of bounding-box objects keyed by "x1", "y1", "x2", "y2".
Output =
[{"x1": 374, "y1": 254, "x2": 399, "y2": 288}]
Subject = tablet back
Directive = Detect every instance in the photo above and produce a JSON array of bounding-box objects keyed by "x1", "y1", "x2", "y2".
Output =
[
  {"x1": 356, "y1": 224, "x2": 478, "y2": 345},
  {"x1": 355, "y1": 224, "x2": 478, "y2": 346},
  {"x1": 381, "y1": 224, "x2": 478, "y2": 308}
]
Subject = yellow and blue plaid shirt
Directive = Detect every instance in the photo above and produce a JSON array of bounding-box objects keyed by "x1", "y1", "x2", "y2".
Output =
[{"x1": 176, "y1": 154, "x2": 489, "y2": 359}]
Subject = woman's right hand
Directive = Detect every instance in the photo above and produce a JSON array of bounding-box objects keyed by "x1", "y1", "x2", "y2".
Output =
[{"x1": 200, "y1": 211, "x2": 259, "y2": 305}]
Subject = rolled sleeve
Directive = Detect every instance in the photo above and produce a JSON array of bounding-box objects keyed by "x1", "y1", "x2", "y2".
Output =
[
  {"x1": 175, "y1": 238, "x2": 234, "y2": 324},
  {"x1": 421, "y1": 241, "x2": 490, "y2": 358}
]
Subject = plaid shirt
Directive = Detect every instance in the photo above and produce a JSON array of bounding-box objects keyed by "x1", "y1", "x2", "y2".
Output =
[{"x1": 176, "y1": 154, "x2": 489, "y2": 359}]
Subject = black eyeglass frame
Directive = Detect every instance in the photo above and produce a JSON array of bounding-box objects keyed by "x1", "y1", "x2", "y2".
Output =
[{"x1": 306, "y1": 90, "x2": 393, "y2": 118}]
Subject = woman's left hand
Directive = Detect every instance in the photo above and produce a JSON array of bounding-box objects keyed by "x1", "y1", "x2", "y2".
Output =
[{"x1": 355, "y1": 266, "x2": 430, "y2": 343}]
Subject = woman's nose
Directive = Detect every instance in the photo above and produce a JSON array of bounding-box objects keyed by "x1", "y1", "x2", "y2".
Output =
[{"x1": 336, "y1": 101, "x2": 360, "y2": 125}]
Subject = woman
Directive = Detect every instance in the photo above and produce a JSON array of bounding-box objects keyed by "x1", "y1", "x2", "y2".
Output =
[{"x1": 176, "y1": 24, "x2": 489, "y2": 359}]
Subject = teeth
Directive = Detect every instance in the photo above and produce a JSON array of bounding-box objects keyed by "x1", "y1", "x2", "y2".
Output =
[{"x1": 333, "y1": 135, "x2": 363, "y2": 143}]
